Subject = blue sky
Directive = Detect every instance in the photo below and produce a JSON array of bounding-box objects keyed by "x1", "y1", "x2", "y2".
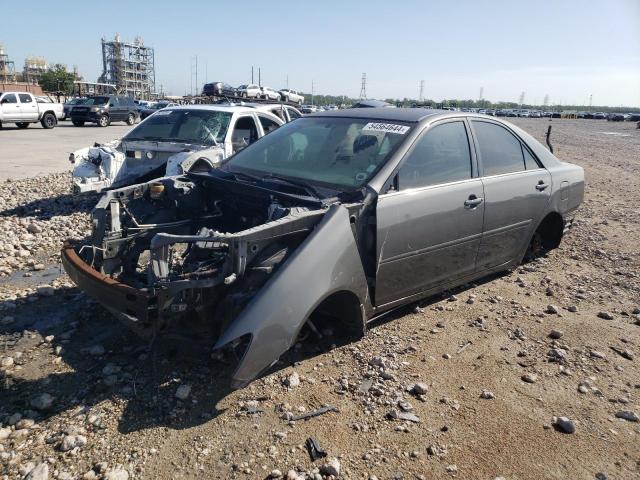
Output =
[{"x1": 2, "y1": 0, "x2": 639, "y2": 106}]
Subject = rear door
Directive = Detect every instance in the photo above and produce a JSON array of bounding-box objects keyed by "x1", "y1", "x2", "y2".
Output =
[
  {"x1": 375, "y1": 119, "x2": 484, "y2": 306},
  {"x1": 470, "y1": 120, "x2": 551, "y2": 269},
  {"x1": 18, "y1": 94, "x2": 38, "y2": 121},
  {"x1": 1, "y1": 94, "x2": 20, "y2": 121}
]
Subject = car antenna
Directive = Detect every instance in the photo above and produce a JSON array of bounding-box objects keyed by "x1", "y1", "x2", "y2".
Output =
[{"x1": 545, "y1": 125, "x2": 553, "y2": 153}]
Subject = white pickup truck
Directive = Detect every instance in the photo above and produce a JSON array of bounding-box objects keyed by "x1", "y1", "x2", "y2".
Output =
[{"x1": 0, "y1": 92, "x2": 64, "y2": 129}]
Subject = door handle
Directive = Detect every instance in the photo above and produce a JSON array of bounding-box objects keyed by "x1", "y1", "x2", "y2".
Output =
[
  {"x1": 464, "y1": 195, "x2": 484, "y2": 208},
  {"x1": 536, "y1": 181, "x2": 549, "y2": 191}
]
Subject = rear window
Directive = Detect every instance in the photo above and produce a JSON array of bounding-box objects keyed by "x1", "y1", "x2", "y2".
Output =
[{"x1": 472, "y1": 121, "x2": 525, "y2": 176}]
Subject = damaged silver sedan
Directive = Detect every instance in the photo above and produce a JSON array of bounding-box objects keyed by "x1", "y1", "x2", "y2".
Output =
[{"x1": 62, "y1": 108, "x2": 584, "y2": 388}]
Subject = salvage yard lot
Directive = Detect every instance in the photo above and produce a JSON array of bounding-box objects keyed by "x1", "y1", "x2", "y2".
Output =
[
  {"x1": 0, "y1": 118, "x2": 639, "y2": 479},
  {"x1": 0, "y1": 123, "x2": 132, "y2": 181}
]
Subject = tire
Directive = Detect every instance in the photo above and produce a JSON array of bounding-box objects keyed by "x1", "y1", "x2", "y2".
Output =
[
  {"x1": 16, "y1": 122, "x2": 29, "y2": 129},
  {"x1": 97, "y1": 115, "x2": 110, "y2": 127},
  {"x1": 126, "y1": 113, "x2": 135, "y2": 125},
  {"x1": 72, "y1": 120, "x2": 84, "y2": 127},
  {"x1": 41, "y1": 112, "x2": 56, "y2": 129}
]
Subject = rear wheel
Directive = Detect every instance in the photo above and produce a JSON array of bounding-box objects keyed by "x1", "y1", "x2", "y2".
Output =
[
  {"x1": 16, "y1": 122, "x2": 29, "y2": 129},
  {"x1": 72, "y1": 120, "x2": 84, "y2": 127},
  {"x1": 126, "y1": 113, "x2": 136, "y2": 125},
  {"x1": 97, "y1": 115, "x2": 110, "y2": 127},
  {"x1": 41, "y1": 112, "x2": 56, "y2": 129}
]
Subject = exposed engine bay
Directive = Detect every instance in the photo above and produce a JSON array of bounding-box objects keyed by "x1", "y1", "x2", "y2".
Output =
[{"x1": 67, "y1": 173, "x2": 327, "y2": 336}]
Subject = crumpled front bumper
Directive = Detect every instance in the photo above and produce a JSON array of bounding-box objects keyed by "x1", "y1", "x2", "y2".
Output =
[{"x1": 61, "y1": 242, "x2": 155, "y2": 326}]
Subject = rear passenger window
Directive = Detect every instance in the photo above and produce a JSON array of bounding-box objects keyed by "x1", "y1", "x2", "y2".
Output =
[
  {"x1": 18, "y1": 94, "x2": 33, "y2": 103},
  {"x1": 522, "y1": 145, "x2": 540, "y2": 170},
  {"x1": 472, "y1": 121, "x2": 525, "y2": 176},
  {"x1": 399, "y1": 121, "x2": 471, "y2": 189},
  {"x1": 287, "y1": 108, "x2": 301, "y2": 120}
]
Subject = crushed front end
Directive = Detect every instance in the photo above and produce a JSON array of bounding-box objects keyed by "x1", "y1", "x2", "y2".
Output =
[{"x1": 62, "y1": 174, "x2": 325, "y2": 338}]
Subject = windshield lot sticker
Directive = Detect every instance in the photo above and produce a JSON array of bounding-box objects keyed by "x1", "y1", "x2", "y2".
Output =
[{"x1": 362, "y1": 123, "x2": 410, "y2": 135}]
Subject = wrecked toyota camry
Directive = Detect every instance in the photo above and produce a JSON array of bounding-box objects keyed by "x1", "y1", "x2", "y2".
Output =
[
  {"x1": 69, "y1": 105, "x2": 284, "y2": 194},
  {"x1": 62, "y1": 108, "x2": 584, "y2": 388}
]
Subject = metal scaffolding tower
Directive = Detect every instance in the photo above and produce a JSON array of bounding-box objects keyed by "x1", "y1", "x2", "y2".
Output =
[
  {"x1": 359, "y1": 73, "x2": 367, "y2": 99},
  {"x1": 98, "y1": 34, "x2": 155, "y2": 99},
  {"x1": 0, "y1": 44, "x2": 16, "y2": 83}
]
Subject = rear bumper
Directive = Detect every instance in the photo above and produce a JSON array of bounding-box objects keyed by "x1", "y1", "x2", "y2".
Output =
[{"x1": 61, "y1": 242, "x2": 154, "y2": 325}]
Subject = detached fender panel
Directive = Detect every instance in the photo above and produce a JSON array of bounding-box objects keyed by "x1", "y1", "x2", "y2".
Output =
[{"x1": 214, "y1": 204, "x2": 370, "y2": 388}]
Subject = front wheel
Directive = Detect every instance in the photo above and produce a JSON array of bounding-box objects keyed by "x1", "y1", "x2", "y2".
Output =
[
  {"x1": 97, "y1": 115, "x2": 109, "y2": 127},
  {"x1": 41, "y1": 112, "x2": 56, "y2": 129},
  {"x1": 16, "y1": 122, "x2": 29, "y2": 129},
  {"x1": 126, "y1": 113, "x2": 135, "y2": 125}
]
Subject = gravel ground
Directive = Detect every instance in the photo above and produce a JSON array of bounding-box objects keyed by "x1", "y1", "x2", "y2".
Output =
[{"x1": 0, "y1": 118, "x2": 639, "y2": 480}]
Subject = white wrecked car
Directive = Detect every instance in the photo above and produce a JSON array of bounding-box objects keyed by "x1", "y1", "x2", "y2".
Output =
[{"x1": 69, "y1": 105, "x2": 284, "y2": 194}]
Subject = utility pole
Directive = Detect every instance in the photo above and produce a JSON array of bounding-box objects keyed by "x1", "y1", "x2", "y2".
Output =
[
  {"x1": 588, "y1": 94, "x2": 593, "y2": 112},
  {"x1": 419, "y1": 80, "x2": 424, "y2": 102},
  {"x1": 311, "y1": 80, "x2": 315, "y2": 106},
  {"x1": 359, "y1": 73, "x2": 367, "y2": 100},
  {"x1": 543, "y1": 94, "x2": 549, "y2": 108},
  {"x1": 251, "y1": 66, "x2": 254, "y2": 84},
  {"x1": 519, "y1": 91, "x2": 525, "y2": 107},
  {"x1": 195, "y1": 55, "x2": 198, "y2": 95},
  {"x1": 479, "y1": 86, "x2": 484, "y2": 102},
  {"x1": 258, "y1": 68, "x2": 261, "y2": 87}
]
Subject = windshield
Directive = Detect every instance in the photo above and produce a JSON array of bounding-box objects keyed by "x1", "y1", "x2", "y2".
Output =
[
  {"x1": 67, "y1": 98, "x2": 83, "y2": 105},
  {"x1": 224, "y1": 117, "x2": 411, "y2": 189},
  {"x1": 81, "y1": 97, "x2": 109, "y2": 106},
  {"x1": 124, "y1": 109, "x2": 232, "y2": 146}
]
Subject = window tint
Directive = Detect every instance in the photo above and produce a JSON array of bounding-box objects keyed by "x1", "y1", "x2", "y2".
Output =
[
  {"x1": 472, "y1": 121, "x2": 525, "y2": 176},
  {"x1": 522, "y1": 145, "x2": 540, "y2": 170},
  {"x1": 18, "y1": 94, "x2": 33, "y2": 103},
  {"x1": 399, "y1": 121, "x2": 471, "y2": 189},
  {"x1": 258, "y1": 115, "x2": 280, "y2": 134},
  {"x1": 2, "y1": 94, "x2": 17, "y2": 103}
]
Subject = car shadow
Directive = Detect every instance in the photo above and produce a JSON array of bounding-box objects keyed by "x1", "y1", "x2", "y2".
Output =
[
  {"x1": 0, "y1": 268, "x2": 516, "y2": 435},
  {"x1": 0, "y1": 192, "x2": 97, "y2": 220}
]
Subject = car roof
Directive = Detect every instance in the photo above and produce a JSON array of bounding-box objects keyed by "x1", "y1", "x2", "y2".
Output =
[{"x1": 312, "y1": 107, "x2": 443, "y2": 123}]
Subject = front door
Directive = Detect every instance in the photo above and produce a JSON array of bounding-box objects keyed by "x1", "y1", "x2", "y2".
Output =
[
  {"x1": 470, "y1": 120, "x2": 552, "y2": 269},
  {"x1": 375, "y1": 120, "x2": 484, "y2": 307},
  {"x1": 1, "y1": 94, "x2": 20, "y2": 122}
]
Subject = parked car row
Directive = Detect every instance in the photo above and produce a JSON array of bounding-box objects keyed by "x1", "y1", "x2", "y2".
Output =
[{"x1": 203, "y1": 82, "x2": 305, "y2": 105}]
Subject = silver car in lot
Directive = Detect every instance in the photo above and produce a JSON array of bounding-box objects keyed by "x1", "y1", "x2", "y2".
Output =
[{"x1": 62, "y1": 108, "x2": 584, "y2": 388}]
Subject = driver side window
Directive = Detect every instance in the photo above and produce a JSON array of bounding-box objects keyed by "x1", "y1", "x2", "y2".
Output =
[{"x1": 231, "y1": 116, "x2": 259, "y2": 153}]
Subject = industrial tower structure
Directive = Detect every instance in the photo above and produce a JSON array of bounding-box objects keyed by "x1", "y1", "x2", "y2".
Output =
[
  {"x1": 98, "y1": 34, "x2": 155, "y2": 98},
  {"x1": 359, "y1": 73, "x2": 367, "y2": 99},
  {"x1": 23, "y1": 57, "x2": 48, "y2": 85},
  {"x1": 0, "y1": 44, "x2": 16, "y2": 83}
]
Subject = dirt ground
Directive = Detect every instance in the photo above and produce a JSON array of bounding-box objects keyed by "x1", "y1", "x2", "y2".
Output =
[{"x1": 0, "y1": 118, "x2": 639, "y2": 480}]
